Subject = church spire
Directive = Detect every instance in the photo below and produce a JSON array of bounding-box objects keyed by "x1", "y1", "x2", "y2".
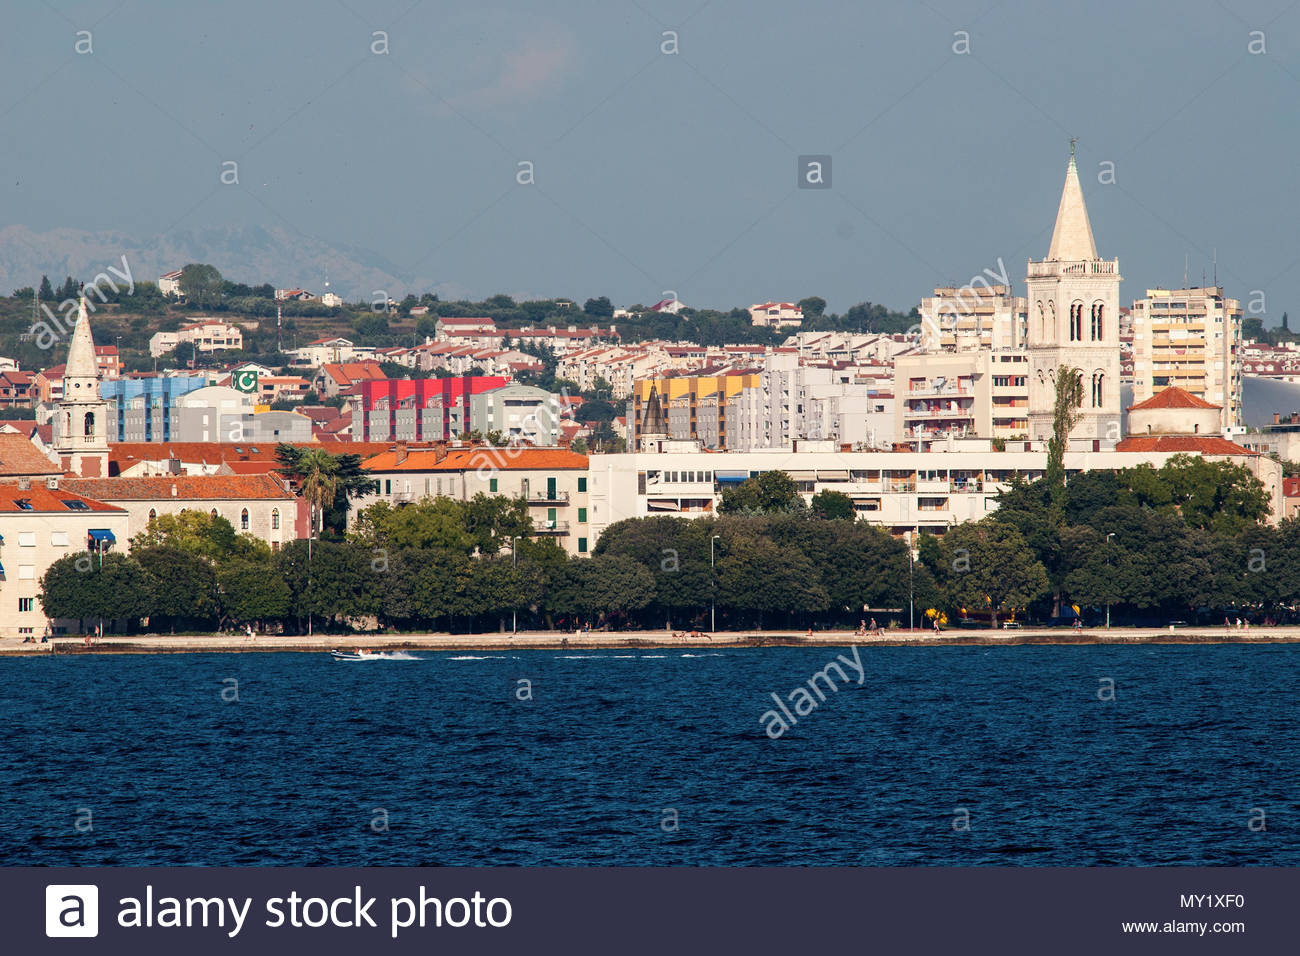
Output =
[
  {"x1": 1046, "y1": 149, "x2": 1098, "y2": 261},
  {"x1": 65, "y1": 293, "x2": 100, "y2": 384}
]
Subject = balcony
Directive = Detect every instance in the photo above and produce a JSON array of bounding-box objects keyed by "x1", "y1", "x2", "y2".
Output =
[
  {"x1": 534, "y1": 520, "x2": 570, "y2": 535},
  {"x1": 906, "y1": 386, "x2": 971, "y2": 398},
  {"x1": 904, "y1": 407, "x2": 975, "y2": 420},
  {"x1": 525, "y1": 490, "x2": 570, "y2": 504}
]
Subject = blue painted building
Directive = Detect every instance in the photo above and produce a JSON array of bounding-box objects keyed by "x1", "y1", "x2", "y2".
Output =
[{"x1": 99, "y1": 376, "x2": 210, "y2": 442}]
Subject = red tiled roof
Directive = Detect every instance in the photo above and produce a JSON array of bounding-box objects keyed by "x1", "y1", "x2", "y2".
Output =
[
  {"x1": 1114, "y1": 436, "x2": 1255, "y2": 455},
  {"x1": 63, "y1": 473, "x2": 297, "y2": 501},
  {"x1": 364, "y1": 447, "x2": 589, "y2": 472},
  {"x1": 0, "y1": 483, "x2": 124, "y2": 514},
  {"x1": 321, "y1": 362, "x2": 387, "y2": 385},
  {"x1": 107, "y1": 440, "x2": 395, "y2": 475},
  {"x1": 0, "y1": 432, "x2": 61, "y2": 477},
  {"x1": 1128, "y1": 386, "x2": 1220, "y2": 411}
]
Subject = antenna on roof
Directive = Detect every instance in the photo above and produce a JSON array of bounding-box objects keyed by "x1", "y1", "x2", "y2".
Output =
[{"x1": 1213, "y1": 247, "x2": 1217, "y2": 287}]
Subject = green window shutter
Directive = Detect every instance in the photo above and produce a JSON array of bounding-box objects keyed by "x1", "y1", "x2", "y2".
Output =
[
  {"x1": 578, "y1": 477, "x2": 587, "y2": 492},
  {"x1": 489, "y1": 478, "x2": 498, "y2": 492},
  {"x1": 547, "y1": 507, "x2": 557, "y2": 524},
  {"x1": 578, "y1": 537, "x2": 588, "y2": 553},
  {"x1": 578, "y1": 508, "x2": 587, "y2": 523}
]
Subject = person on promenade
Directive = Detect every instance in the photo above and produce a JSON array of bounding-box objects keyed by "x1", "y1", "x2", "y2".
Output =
[{"x1": 870, "y1": 617, "x2": 879, "y2": 637}]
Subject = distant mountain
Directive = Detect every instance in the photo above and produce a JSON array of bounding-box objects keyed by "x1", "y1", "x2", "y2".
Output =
[{"x1": 0, "y1": 224, "x2": 468, "y2": 303}]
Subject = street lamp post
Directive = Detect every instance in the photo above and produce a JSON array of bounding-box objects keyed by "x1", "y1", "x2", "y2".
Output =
[
  {"x1": 908, "y1": 533, "x2": 914, "y2": 632},
  {"x1": 511, "y1": 536, "x2": 520, "y2": 634},
  {"x1": 1105, "y1": 532, "x2": 1115, "y2": 628},
  {"x1": 710, "y1": 534, "x2": 721, "y2": 633}
]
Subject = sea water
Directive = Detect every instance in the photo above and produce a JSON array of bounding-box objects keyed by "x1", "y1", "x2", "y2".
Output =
[{"x1": 1, "y1": 645, "x2": 1295, "y2": 866}]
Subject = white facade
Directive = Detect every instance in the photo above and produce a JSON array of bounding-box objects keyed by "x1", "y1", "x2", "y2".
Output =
[
  {"x1": 149, "y1": 319, "x2": 244, "y2": 358},
  {"x1": 585, "y1": 443, "x2": 1258, "y2": 545},
  {"x1": 1130, "y1": 286, "x2": 1243, "y2": 430}
]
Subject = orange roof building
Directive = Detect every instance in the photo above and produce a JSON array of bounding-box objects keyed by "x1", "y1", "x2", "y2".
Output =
[{"x1": 358, "y1": 443, "x2": 592, "y2": 555}]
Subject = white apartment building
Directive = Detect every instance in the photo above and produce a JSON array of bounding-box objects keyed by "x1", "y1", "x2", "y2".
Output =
[
  {"x1": 0, "y1": 476, "x2": 130, "y2": 638},
  {"x1": 289, "y1": 337, "x2": 377, "y2": 368},
  {"x1": 585, "y1": 439, "x2": 1280, "y2": 545},
  {"x1": 1130, "y1": 286, "x2": 1242, "y2": 430},
  {"x1": 749, "y1": 302, "x2": 804, "y2": 328},
  {"x1": 148, "y1": 319, "x2": 244, "y2": 358},
  {"x1": 918, "y1": 284, "x2": 1026, "y2": 352},
  {"x1": 894, "y1": 349, "x2": 1031, "y2": 447}
]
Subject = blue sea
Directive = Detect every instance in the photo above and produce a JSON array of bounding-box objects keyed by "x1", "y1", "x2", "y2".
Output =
[{"x1": 1, "y1": 645, "x2": 1296, "y2": 866}]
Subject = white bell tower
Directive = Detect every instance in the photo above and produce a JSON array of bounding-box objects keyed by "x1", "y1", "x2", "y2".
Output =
[{"x1": 1025, "y1": 144, "x2": 1123, "y2": 443}]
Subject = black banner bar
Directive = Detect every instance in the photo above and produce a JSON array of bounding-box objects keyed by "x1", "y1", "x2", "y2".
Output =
[{"x1": 6, "y1": 866, "x2": 1289, "y2": 954}]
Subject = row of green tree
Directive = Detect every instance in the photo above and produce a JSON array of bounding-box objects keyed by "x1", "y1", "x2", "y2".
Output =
[{"x1": 35, "y1": 449, "x2": 1296, "y2": 635}]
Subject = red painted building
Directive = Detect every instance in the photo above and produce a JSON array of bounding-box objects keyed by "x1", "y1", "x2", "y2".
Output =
[{"x1": 355, "y1": 375, "x2": 509, "y2": 441}]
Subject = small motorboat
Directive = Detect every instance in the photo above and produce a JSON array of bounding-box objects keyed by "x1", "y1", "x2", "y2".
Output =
[{"x1": 329, "y1": 649, "x2": 417, "y2": 662}]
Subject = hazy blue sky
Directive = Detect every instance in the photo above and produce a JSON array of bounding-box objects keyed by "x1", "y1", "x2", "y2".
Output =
[{"x1": 4, "y1": 0, "x2": 1298, "y2": 317}]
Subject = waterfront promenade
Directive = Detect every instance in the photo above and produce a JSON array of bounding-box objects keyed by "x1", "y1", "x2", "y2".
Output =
[{"x1": 3, "y1": 625, "x2": 1300, "y2": 655}]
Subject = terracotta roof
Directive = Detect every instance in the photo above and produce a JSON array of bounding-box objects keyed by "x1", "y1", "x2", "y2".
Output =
[
  {"x1": 320, "y1": 362, "x2": 387, "y2": 385},
  {"x1": 1284, "y1": 476, "x2": 1300, "y2": 498},
  {"x1": 1128, "y1": 386, "x2": 1220, "y2": 411},
  {"x1": 364, "y1": 447, "x2": 589, "y2": 472},
  {"x1": 107, "y1": 440, "x2": 395, "y2": 475},
  {"x1": 0, "y1": 483, "x2": 124, "y2": 514},
  {"x1": 1114, "y1": 436, "x2": 1256, "y2": 455},
  {"x1": 0, "y1": 432, "x2": 61, "y2": 477},
  {"x1": 64, "y1": 473, "x2": 297, "y2": 501}
]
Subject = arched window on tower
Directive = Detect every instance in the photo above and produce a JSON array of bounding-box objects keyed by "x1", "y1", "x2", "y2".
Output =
[
  {"x1": 83, "y1": 412, "x2": 94, "y2": 437},
  {"x1": 271, "y1": 508, "x2": 280, "y2": 530},
  {"x1": 1069, "y1": 303, "x2": 1084, "y2": 342},
  {"x1": 1091, "y1": 372, "x2": 1105, "y2": 408},
  {"x1": 1036, "y1": 302, "x2": 1045, "y2": 340},
  {"x1": 65, "y1": 412, "x2": 72, "y2": 436},
  {"x1": 1091, "y1": 303, "x2": 1104, "y2": 341}
]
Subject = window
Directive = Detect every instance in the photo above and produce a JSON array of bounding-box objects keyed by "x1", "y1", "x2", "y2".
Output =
[
  {"x1": 148, "y1": 509, "x2": 156, "y2": 521},
  {"x1": 62, "y1": 499, "x2": 89, "y2": 511},
  {"x1": 271, "y1": 508, "x2": 280, "y2": 530},
  {"x1": 547, "y1": 507, "x2": 557, "y2": 527},
  {"x1": 51, "y1": 532, "x2": 68, "y2": 546},
  {"x1": 211, "y1": 508, "x2": 219, "y2": 518},
  {"x1": 489, "y1": 478, "x2": 498, "y2": 493},
  {"x1": 577, "y1": 477, "x2": 587, "y2": 493},
  {"x1": 578, "y1": 508, "x2": 587, "y2": 523},
  {"x1": 1091, "y1": 303, "x2": 1104, "y2": 340},
  {"x1": 1069, "y1": 302, "x2": 1083, "y2": 342},
  {"x1": 18, "y1": 597, "x2": 33, "y2": 612},
  {"x1": 241, "y1": 509, "x2": 249, "y2": 530},
  {"x1": 384, "y1": 479, "x2": 392, "y2": 495},
  {"x1": 578, "y1": 537, "x2": 588, "y2": 554},
  {"x1": 84, "y1": 411, "x2": 95, "y2": 437},
  {"x1": 18, "y1": 532, "x2": 35, "y2": 547},
  {"x1": 1091, "y1": 372, "x2": 1105, "y2": 408}
]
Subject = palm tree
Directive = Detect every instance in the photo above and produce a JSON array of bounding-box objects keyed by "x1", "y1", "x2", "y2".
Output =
[
  {"x1": 296, "y1": 449, "x2": 340, "y2": 538},
  {"x1": 276, "y1": 444, "x2": 378, "y2": 538}
]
